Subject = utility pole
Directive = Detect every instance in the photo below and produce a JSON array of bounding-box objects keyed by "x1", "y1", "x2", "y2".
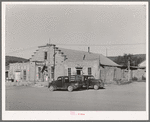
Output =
[
  {"x1": 106, "y1": 48, "x2": 107, "y2": 57},
  {"x1": 49, "y1": 38, "x2": 51, "y2": 45},
  {"x1": 128, "y1": 57, "x2": 130, "y2": 81},
  {"x1": 99, "y1": 55, "x2": 101, "y2": 80},
  {"x1": 53, "y1": 44, "x2": 56, "y2": 81},
  {"x1": 48, "y1": 39, "x2": 51, "y2": 85}
]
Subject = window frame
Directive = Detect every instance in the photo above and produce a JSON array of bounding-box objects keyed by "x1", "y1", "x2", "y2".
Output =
[
  {"x1": 38, "y1": 67, "x2": 41, "y2": 79},
  {"x1": 68, "y1": 68, "x2": 71, "y2": 76},
  {"x1": 23, "y1": 70, "x2": 27, "y2": 80},
  {"x1": 57, "y1": 77, "x2": 62, "y2": 81},
  {"x1": 88, "y1": 67, "x2": 92, "y2": 75},
  {"x1": 64, "y1": 77, "x2": 69, "y2": 83},
  {"x1": 44, "y1": 51, "x2": 47, "y2": 60}
]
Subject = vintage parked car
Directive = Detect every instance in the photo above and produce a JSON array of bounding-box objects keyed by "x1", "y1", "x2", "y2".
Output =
[
  {"x1": 82, "y1": 75, "x2": 104, "y2": 90},
  {"x1": 48, "y1": 76, "x2": 82, "y2": 92},
  {"x1": 6, "y1": 78, "x2": 14, "y2": 82}
]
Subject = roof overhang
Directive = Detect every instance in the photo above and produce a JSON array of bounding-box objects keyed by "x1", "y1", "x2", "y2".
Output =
[
  {"x1": 100, "y1": 63, "x2": 121, "y2": 68},
  {"x1": 38, "y1": 44, "x2": 55, "y2": 48}
]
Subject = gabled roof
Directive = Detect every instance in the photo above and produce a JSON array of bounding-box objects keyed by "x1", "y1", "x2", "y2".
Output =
[
  {"x1": 32, "y1": 44, "x2": 120, "y2": 67},
  {"x1": 59, "y1": 47, "x2": 120, "y2": 67},
  {"x1": 138, "y1": 60, "x2": 146, "y2": 68}
]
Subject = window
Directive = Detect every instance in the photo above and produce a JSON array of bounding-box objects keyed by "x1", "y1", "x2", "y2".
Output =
[
  {"x1": 44, "y1": 52, "x2": 47, "y2": 60},
  {"x1": 57, "y1": 77, "x2": 62, "y2": 81},
  {"x1": 38, "y1": 67, "x2": 41, "y2": 79},
  {"x1": 88, "y1": 76, "x2": 94, "y2": 80},
  {"x1": 68, "y1": 68, "x2": 71, "y2": 77},
  {"x1": 114, "y1": 69, "x2": 116, "y2": 78},
  {"x1": 23, "y1": 70, "x2": 26, "y2": 80},
  {"x1": 51, "y1": 66, "x2": 54, "y2": 79},
  {"x1": 76, "y1": 67, "x2": 82, "y2": 75},
  {"x1": 88, "y1": 67, "x2": 92, "y2": 75},
  {"x1": 77, "y1": 70, "x2": 81, "y2": 75},
  {"x1": 6, "y1": 71, "x2": 8, "y2": 78},
  {"x1": 64, "y1": 77, "x2": 69, "y2": 83}
]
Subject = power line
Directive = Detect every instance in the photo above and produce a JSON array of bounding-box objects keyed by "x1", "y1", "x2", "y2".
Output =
[
  {"x1": 6, "y1": 46, "x2": 38, "y2": 54},
  {"x1": 54, "y1": 43, "x2": 146, "y2": 46},
  {"x1": 6, "y1": 43, "x2": 146, "y2": 54},
  {"x1": 104, "y1": 47, "x2": 146, "y2": 50}
]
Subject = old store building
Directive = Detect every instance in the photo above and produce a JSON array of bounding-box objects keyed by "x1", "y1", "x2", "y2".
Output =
[
  {"x1": 29, "y1": 44, "x2": 122, "y2": 83},
  {"x1": 9, "y1": 44, "x2": 122, "y2": 83},
  {"x1": 8, "y1": 62, "x2": 30, "y2": 82}
]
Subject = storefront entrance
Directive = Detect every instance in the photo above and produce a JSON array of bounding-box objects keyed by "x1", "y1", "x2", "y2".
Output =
[
  {"x1": 76, "y1": 67, "x2": 82, "y2": 75},
  {"x1": 15, "y1": 71, "x2": 21, "y2": 82}
]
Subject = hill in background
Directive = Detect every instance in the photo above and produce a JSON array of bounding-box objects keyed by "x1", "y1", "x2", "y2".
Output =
[
  {"x1": 6, "y1": 54, "x2": 146, "y2": 66},
  {"x1": 6, "y1": 56, "x2": 29, "y2": 66},
  {"x1": 108, "y1": 54, "x2": 146, "y2": 65},
  {"x1": 108, "y1": 54, "x2": 146, "y2": 61}
]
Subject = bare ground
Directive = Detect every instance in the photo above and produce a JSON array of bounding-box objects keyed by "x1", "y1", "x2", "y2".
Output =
[{"x1": 5, "y1": 82, "x2": 146, "y2": 111}]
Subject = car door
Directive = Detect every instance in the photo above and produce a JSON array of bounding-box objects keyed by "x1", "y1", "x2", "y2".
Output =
[
  {"x1": 57, "y1": 77, "x2": 63, "y2": 88},
  {"x1": 63, "y1": 77, "x2": 69, "y2": 89},
  {"x1": 87, "y1": 76, "x2": 93, "y2": 86},
  {"x1": 83, "y1": 76, "x2": 87, "y2": 86}
]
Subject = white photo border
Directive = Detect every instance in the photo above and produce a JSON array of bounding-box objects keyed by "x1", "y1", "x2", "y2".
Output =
[{"x1": 2, "y1": 1, "x2": 149, "y2": 120}]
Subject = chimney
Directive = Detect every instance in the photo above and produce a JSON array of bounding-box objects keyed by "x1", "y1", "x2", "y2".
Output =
[{"x1": 88, "y1": 47, "x2": 90, "y2": 53}]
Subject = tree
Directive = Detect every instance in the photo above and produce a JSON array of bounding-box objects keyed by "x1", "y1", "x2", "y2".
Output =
[{"x1": 114, "y1": 54, "x2": 144, "y2": 67}]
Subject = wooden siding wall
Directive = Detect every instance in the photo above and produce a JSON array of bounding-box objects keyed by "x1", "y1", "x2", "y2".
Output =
[{"x1": 100, "y1": 67, "x2": 122, "y2": 83}]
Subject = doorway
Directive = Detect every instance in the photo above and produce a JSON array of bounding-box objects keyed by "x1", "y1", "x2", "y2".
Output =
[
  {"x1": 15, "y1": 71, "x2": 21, "y2": 82},
  {"x1": 76, "y1": 67, "x2": 82, "y2": 75},
  {"x1": 6, "y1": 71, "x2": 8, "y2": 78},
  {"x1": 77, "y1": 70, "x2": 81, "y2": 75}
]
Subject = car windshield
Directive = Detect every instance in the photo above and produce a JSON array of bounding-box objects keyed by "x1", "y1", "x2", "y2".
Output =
[
  {"x1": 57, "y1": 77, "x2": 62, "y2": 81},
  {"x1": 88, "y1": 76, "x2": 95, "y2": 79}
]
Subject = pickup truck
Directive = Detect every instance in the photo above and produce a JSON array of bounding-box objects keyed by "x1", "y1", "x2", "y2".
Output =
[
  {"x1": 48, "y1": 75, "x2": 82, "y2": 92},
  {"x1": 82, "y1": 75, "x2": 104, "y2": 90}
]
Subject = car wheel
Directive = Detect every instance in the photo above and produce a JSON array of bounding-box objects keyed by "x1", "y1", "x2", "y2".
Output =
[
  {"x1": 68, "y1": 86, "x2": 73, "y2": 92},
  {"x1": 94, "y1": 85, "x2": 99, "y2": 90},
  {"x1": 54, "y1": 86, "x2": 57, "y2": 90},
  {"x1": 49, "y1": 85, "x2": 55, "y2": 91},
  {"x1": 100, "y1": 82, "x2": 104, "y2": 89}
]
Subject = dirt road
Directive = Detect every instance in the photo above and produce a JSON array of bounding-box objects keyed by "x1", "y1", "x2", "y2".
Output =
[{"x1": 5, "y1": 82, "x2": 146, "y2": 111}]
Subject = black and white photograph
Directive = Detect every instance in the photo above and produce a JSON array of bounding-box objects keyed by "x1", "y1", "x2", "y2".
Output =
[{"x1": 2, "y1": 2, "x2": 148, "y2": 120}]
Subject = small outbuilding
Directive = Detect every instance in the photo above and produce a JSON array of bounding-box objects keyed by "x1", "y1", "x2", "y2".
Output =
[{"x1": 9, "y1": 62, "x2": 30, "y2": 82}]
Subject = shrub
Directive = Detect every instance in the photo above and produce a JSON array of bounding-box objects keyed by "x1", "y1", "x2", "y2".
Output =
[
  {"x1": 132, "y1": 77, "x2": 138, "y2": 81},
  {"x1": 142, "y1": 76, "x2": 146, "y2": 80}
]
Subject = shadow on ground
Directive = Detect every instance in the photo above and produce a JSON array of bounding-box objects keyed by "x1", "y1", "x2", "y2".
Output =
[{"x1": 47, "y1": 87, "x2": 105, "y2": 92}]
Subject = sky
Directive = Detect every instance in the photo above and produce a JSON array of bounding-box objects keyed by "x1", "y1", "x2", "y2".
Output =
[{"x1": 4, "y1": 2, "x2": 147, "y2": 59}]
